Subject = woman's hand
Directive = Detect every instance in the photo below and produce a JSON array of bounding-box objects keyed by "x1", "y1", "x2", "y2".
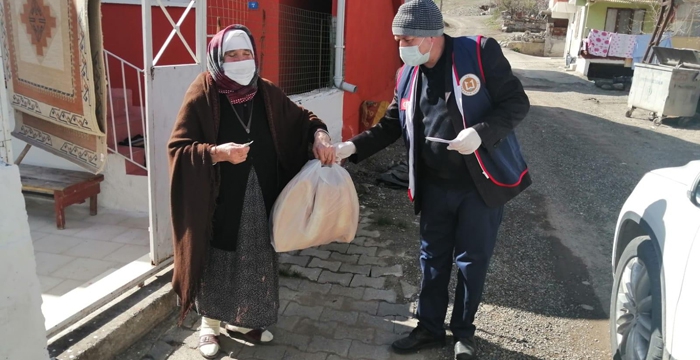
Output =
[
  {"x1": 313, "y1": 131, "x2": 335, "y2": 165},
  {"x1": 211, "y1": 142, "x2": 250, "y2": 164}
]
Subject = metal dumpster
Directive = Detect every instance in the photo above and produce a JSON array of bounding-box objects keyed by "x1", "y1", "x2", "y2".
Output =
[{"x1": 626, "y1": 47, "x2": 700, "y2": 124}]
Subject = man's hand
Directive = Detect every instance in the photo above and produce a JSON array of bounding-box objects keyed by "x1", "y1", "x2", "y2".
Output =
[
  {"x1": 313, "y1": 131, "x2": 335, "y2": 165},
  {"x1": 211, "y1": 142, "x2": 250, "y2": 164},
  {"x1": 334, "y1": 141, "x2": 356, "y2": 163},
  {"x1": 447, "y1": 128, "x2": 482, "y2": 155}
]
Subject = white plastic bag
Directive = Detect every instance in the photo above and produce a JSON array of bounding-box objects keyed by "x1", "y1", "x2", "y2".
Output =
[{"x1": 271, "y1": 160, "x2": 359, "y2": 252}]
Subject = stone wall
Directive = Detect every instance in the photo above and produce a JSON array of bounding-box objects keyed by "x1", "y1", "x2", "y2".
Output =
[
  {"x1": 507, "y1": 41, "x2": 546, "y2": 56},
  {"x1": 502, "y1": 13, "x2": 547, "y2": 33}
]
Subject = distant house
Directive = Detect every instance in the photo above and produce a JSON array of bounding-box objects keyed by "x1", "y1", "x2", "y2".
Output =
[
  {"x1": 550, "y1": 0, "x2": 700, "y2": 77},
  {"x1": 549, "y1": 0, "x2": 658, "y2": 77}
]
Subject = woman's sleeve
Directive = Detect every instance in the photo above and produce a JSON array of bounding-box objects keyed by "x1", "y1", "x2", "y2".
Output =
[
  {"x1": 168, "y1": 84, "x2": 215, "y2": 168},
  {"x1": 167, "y1": 83, "x2": 217, "y2": 239}
]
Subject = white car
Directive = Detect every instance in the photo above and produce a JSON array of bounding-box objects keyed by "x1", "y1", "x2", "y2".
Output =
[{"x1": 611, "y1": 160, "x2": 700, "y2": 360}]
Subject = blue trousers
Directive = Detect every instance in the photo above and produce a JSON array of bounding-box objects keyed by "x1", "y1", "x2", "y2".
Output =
[{"x1": 416, "y1": 183, "x2": 504, "y2": 340}]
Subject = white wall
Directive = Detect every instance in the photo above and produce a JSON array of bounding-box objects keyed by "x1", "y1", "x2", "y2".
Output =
[
  {"x1": 290, "y1": 88, "x2": 344, "y2": 143},
  {"x1": 100, "y1": 154, "x2": 149, "y2": 212},
  {"x1": 0, "y1": 161, "x2": 51, "y2": 360},
  {"x1": 564, "y1": 12, "x2": 576, "y2": 58},
  {"x1": 0, "y1": 43, "x2": 14, "y2": 164},
  {"x1": 574, "y1": 7, "x2": 587, "y2": 56},
  {"x1": 545, "y1": 36, "x2": 567, "y2": 57},
  {"x1": 0, "y1": 90, "x2": 13, "y2": 164}
]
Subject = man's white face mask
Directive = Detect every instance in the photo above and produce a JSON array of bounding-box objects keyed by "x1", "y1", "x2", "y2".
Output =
[
  {"x1": 399, "y1": 38, "x2": 433, "y2": 66},
  {"x1": 223, "y1": 59, "x2": 256, "y2": 86}
]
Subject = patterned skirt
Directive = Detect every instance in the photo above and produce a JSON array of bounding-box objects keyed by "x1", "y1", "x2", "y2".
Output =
[{"x1": 196, "y1": 169, "x2": 279, "y2": 329}]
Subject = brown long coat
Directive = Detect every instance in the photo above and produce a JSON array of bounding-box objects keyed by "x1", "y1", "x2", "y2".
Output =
[{"x1": 167, "y1": 72, "x2": 326, "y2": 322}]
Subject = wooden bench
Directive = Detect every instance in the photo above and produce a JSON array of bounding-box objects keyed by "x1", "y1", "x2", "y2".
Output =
[{"x1": 19, "y1": 164, "x2": 105, "y2": 230}]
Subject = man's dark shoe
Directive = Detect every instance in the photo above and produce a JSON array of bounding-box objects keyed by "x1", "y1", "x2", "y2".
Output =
[
  {"x1": 454, "y1": 336, "x2": 477, "y2": 360},
  {"x1": 391, "y1": 326, "x2": 446, "y2": 354}
]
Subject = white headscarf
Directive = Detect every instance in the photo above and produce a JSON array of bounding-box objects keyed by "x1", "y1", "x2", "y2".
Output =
[{"x1": 223, "y1": 29, "x2": 254, "y2": 54}]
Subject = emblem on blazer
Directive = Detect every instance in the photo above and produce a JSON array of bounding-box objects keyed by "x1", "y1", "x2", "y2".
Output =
[
  {"x1": 400, "y1": 98, "x2": 409, "y2": 110},
  {"x1": 460, "y1": 74, "x2": 481, "y2": 96}
]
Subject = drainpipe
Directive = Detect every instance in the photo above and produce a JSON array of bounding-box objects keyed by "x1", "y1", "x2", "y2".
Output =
[{"x1": 334, "y1": 0, "x2": 358, "y2": 93}]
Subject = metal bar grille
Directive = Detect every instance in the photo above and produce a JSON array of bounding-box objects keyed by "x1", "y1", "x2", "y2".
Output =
[
  {"x1": 278, "y1": 5, "x2": 333, "y2": 95},
  {"x1": 207, "y1": 0, "x2": 249, "y2": 35},
  {"x1": 103, "y1": 50, "x2": 148, "y2": 171},
  {"x1": 206, "y1": 2, "x2": 334, "y2": 95}
]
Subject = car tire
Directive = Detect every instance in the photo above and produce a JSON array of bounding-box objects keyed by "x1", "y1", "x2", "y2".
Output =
[{"x1": 610, "y1": 236, "x2": 664, "y2": 360}]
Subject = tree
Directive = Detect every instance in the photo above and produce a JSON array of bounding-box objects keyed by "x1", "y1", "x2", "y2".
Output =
[
  {"x1": 496, "y1": 0, "x2": 547, "y2": 17},
  {"x1": 669, "y1": 1, "x2": 700, "y2": 37}
]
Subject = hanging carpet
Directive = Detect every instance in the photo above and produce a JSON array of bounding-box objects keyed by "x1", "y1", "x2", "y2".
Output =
[{"x1": 1, "y1": 0, "x2": 107, "y2": 172}]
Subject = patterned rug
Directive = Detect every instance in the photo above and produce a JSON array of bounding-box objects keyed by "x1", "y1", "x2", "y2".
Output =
[
  {"x1": 1, "y1": 0, "x2": 107, "y2": 172},
  {"x1": 14, "y1": 113, "x2": 106, "y2": 170}
]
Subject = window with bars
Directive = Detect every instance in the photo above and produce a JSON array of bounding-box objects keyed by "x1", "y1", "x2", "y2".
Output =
[
  {"x1": 278, "y1": 5, "x2": 334, "y2": 95},
  {"x1": 208, "y1": 1, "x2": 335, "y2": 96},
  {"x1": 604, "y1": 8, "x2": 646, "y2": 34}
]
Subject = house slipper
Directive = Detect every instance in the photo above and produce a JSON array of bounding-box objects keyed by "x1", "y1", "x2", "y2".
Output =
[
  {"x1": 225, "y1": 325, "x2": 274, "y2": 344},
  {"x1": 198, "y1": 334, "x2": 220, "y2": 359},
  {"x1": 118, "y1": 134, "x2": 145, "y2": 148}
]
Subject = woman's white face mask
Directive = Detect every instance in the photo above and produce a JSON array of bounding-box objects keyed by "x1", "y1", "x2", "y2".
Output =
[
  {"x1": 223, "y1": 59, "x2": 256, "y2": 86},
  {"x1": 399, "y1": 38, "x2": 432, "y2": 66}
]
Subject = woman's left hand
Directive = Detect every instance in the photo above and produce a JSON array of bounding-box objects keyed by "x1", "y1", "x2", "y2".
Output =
[{"x1": 313, "y1": 131, "x2": 335, "y2": 165}]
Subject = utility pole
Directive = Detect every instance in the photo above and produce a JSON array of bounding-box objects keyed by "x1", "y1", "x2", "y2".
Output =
[{"x1": 440, "y1": 0, "x2": 443, "y2": 11}]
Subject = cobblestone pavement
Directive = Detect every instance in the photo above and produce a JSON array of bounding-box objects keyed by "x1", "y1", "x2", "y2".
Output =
[{"x1": 117, "y1": 208, "x2": 433, "y2": 360}]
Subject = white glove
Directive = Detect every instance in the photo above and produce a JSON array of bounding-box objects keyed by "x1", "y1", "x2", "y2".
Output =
[
  {"x1": 447, "y1": 128, "x2": 482, "y2": 155},
  {"x1": 334, "y1": 141, "x2": 356, "y2": 162}
]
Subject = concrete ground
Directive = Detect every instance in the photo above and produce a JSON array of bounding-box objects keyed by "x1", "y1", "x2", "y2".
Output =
[{"x1": 116, "y1": 209, "x2": 430, "y2": 360}]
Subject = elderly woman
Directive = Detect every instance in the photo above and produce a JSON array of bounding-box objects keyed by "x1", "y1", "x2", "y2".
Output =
[{"x1": 167, "y1": 25, "x2": 335, "y2": 359}]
